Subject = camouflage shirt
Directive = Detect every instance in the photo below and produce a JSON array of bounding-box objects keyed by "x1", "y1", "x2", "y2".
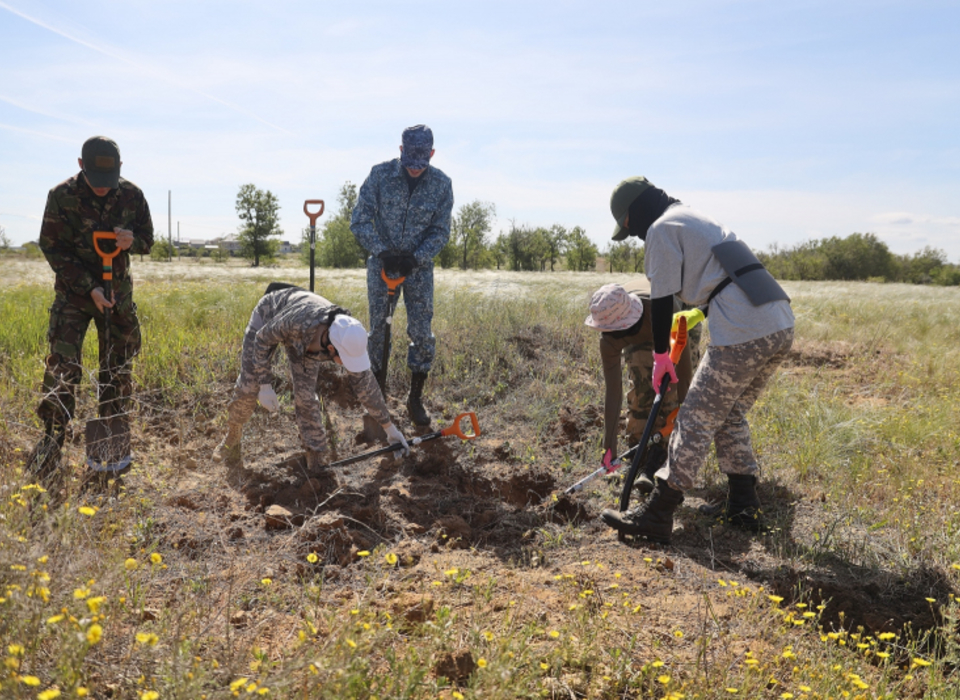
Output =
[
  {"x1": 351, "y1": 158, "x2": 454, "y2": 264},
  {"x1": 39, "y1": 172, "x2": 154, "y2": 298},
  {"x1": 249, "y1": 287, "x2": 392, "y2": 426}
]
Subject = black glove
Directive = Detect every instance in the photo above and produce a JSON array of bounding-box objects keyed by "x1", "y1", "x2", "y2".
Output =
[
  {"x1": 396, "y1": 252, "x2": 418, "y2": 277},
  {"x1": 379, "y1": 250, "x2": 417, "y2": 277}
]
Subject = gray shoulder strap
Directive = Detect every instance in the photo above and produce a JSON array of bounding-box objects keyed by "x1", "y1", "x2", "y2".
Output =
[{"x1": 711, "y1": 239, "x2": 790, "y2": 306}]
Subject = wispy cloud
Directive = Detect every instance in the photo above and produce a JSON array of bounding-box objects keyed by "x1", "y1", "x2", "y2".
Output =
[
  {"x1": 0, "y1": 122, "x2": 73, "y2": 143},
  {"x1": 0, "y1": 0, "x2": 293, "y2": 135}
]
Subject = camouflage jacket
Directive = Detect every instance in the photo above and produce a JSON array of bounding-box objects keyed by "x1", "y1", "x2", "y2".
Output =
[
  {"x1": 350, "y1": 158, "x2": 454, "y2": 265},
  {"x1": 39, "y1": 172, "x2": 154, "y2": 298},
  {"x1": 250, "y1": 287, "x2": 392, "y2": 425}
]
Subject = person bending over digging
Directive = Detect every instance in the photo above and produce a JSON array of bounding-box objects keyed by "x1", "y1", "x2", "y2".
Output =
[
  {"x1": 601, "y1": 177, "x2": 794, "y2": 543},
  {"x1": 584, "y1": 282, "x2": 700, "y2": 494},
  {"x1": 214, "y1": 286, "x2": 409, "y2": 476}
]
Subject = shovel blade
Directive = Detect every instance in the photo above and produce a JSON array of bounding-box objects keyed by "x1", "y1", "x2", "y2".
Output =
[{"x1": 85, "y1": 416, "x2": 132, "y2": 473}]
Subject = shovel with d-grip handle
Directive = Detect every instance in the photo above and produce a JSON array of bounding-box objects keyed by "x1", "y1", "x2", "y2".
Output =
[
  {"x1": 303, "y1": 200, "x2": 325, "y2": 292},
  {"x1": 615, "y1": 315, "x2": 688, "y2": 541},
  {"x1": 335, "y1": 412, "x2": 479, "y2": 467},
  {"x1": 85, "y1": 231, "x2": 133, "y2": 473},
  {"x1": 362, "y1": 268, "x2": 406, "y2": 443}
]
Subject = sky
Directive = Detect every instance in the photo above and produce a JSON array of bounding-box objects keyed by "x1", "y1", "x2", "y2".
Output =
[{"x1": 1, "y1": 0, "x2": 958, "y2": 260}]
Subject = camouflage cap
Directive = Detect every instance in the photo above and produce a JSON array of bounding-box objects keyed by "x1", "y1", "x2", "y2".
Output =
[
  {"x1": 400, "y1": 124, "x2": 434, "y2": 170},
  {"x1": 81, "y1": 136, "x2": 121, "y2": 189},
  {"x1": 610, "y1": 176, "x2": 653, "y2": 240}
]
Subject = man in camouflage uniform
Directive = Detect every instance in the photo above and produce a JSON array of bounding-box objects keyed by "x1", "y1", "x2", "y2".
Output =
[
  {"x1": 350, "y1": 125, "x2": 454, "y2": 426},
  {"x1": 213, "y1": 286, "x2": 409, "y2": 475},
  {"x1": 27, "y1": 136, "x2": 154, "y2": 480},
  {"x1": 601, "y1": 176, "x2": 794, "y2": 544},
  {"x1": 585, "y1": 282, "x2": 701, "y2": 494}
]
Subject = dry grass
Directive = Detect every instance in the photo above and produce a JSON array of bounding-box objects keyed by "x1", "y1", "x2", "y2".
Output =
[{"x1": 2, "y1": 259, "x2": 960, "y2": 698}]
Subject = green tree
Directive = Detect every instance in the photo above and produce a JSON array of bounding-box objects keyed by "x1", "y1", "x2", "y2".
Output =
[
  {"x1": 304, "y1": 182, "x2": 366, "y2": 269},
  {"x1": 149, "y1": 239, "x2": 177, "y2": 261},
  {"x1": 0, "y1": 225, "x2": 10, "y2": 251},
  {"x1": 563, "y1": 226, "x2": 599, "y2": 271},
  {"x1": 449, "y1": 200, "x2": 496, "y2": 270},
  {"x1": 236, "y1": 184, "x2": 282, "y2": 267},
  {"x1": 604, "y1": 240, "x2": 643, "y2": 273},
  {"x1": 819, "y1": 232, "x2": 894, "y2": 281},
  {"x1": 543, "y1": 225, "x2": 568, "y2": 271},
  {"x1": 491, "y1": 233, "x2": 509, "y2": 270}
]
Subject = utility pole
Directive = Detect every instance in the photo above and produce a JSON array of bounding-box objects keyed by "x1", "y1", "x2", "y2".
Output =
[{"x1": 167, "y1": 190, "x2": 172, "y2": 262}]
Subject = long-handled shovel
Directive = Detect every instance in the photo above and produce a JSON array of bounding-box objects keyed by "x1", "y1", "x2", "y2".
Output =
[
  {"x1": 375, "y1": 268, "x2": 405, "y2": 392},
  {"x1": 615, "y1": 316, "x2": 688, "y2": 539},
  {"x1": 362, "y1": 269, "x2": 405, "y2": 442},
  {"x1": 303, "y1": 199, "x2": 325, "y2": 292},
  {"x1": 335, "y1": 412, "x2": 480, "y2": 467},
  {"x1": 85, "y1": 231, "x2": 132, "y2": 473},
  {"x1": 564, "y1": 444, "x2": 639, "y2": 495}
]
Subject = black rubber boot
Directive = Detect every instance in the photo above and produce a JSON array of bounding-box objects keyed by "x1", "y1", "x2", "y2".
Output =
[
  {"x1": 601, "y1": 479, "x2": 684, "y2": 544},
  {"x1": 407, "y1": 372, "x2": 431, "y2": 427},
  {"x1": 634, "y1": 442, "x2": 667, "y2": 496},
  {"x1": 726, "y1": 474, "x2": 762, "y2": 532},
  {"x1": 26, "y1": 421, "x2": 66, "y2": 482}
]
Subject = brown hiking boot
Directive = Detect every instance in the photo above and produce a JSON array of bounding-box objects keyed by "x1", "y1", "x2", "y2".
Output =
[{"x1": 601, "y1": 479, "x2": 684, "y2": 544}]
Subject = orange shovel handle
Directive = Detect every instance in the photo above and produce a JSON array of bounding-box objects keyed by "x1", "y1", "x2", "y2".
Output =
[
  {"x1": 303, "y1": 200, "x2": 325, "y2": 226},
  {"x1": 92, "y1": 231, "x2": 120, "y2": 280},
  {"x1": 669, "y1": 315, "x2": 688, "y2": 364},
  {"x1": 439, "y1": 412, "x2": 481, "y2": 440},
  {"x1": 380, "y1": 268, "x2": 406, "y2": 293}
]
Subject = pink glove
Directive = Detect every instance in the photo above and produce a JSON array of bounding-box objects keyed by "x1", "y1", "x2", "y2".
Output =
[{"x1": 652, "y1": 351, "x2": 678, "y2": 394}]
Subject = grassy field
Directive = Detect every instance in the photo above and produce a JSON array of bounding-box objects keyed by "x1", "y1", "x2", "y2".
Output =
[{"x1": 2, "y1": 258, "x2": 960, "y2": 699}]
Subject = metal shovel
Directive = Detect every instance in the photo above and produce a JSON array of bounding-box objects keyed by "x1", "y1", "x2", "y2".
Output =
[
  {"x1": 362, "y1": 268, "x2": 406, "y2": 443},
  {"x1": 303, "y1": 199, "x2": 325, "y2": 292},
  {"x1": 337, "y1": 412, "x2": 480, "y2": 467},
  {"x1": 615, "y1": 316, "x2": 689, "y2": 539},
  {"x1": 85, "y1": 231, "x2": 132, "y2": 473}
]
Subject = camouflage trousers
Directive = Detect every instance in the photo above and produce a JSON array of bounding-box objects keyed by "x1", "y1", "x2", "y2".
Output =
[
  {"x1": 624, "y1": 323, "x2": 703, "y2": 442},
  {"x1": 226, "y1": 302, "x2": 330, "y2": 455},
  {"x1": 657, "y1": 327, "x2": 794, "y2": 492},
  {"x1": 37, "y1": 287, "x2": 141, "y2": 427},
  {"x1": 366, "y1": 257, "x2": 435, "y2": 375}
]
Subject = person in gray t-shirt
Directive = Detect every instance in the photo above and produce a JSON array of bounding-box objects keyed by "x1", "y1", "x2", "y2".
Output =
[{"x1": 600, "y1": 177, "x2": 795, "y2": 544}]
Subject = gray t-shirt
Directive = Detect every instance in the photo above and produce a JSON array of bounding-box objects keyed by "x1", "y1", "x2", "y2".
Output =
[{"x1": 645, "y1": 204, "x2": 794, "y2": 347}]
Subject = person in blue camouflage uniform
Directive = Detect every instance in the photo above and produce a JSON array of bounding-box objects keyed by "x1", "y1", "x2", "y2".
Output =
[
  {"x1": 350, "y1": 125, "x2": 454, "y2": 426},
  {"x1": 213, "y1": 286, "x2": 409, "y2": 476},
  {"x1": 26, "y1": 136, "x2": 154, "y2": 480}
]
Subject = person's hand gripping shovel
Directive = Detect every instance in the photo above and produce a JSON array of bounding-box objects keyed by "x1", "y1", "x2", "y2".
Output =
[
  {"x1": 362, "y1": 262, "x2": 406, "y2": 444},
  {"x1": 85, "y1": 231, "x2": 133, "y2": 475},
  {"x1": 342, "y1": 412, "x2": 480, "y2": 468}
]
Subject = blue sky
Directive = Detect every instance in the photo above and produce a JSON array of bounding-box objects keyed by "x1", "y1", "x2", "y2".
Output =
[{"x1": 1, "y1": 0, "x2": 958, "y2": 259}]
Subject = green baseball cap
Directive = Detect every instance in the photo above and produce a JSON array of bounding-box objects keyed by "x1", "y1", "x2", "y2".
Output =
[
  {"x1": 81, "y1": 136, "x2": 121, "y2": 189},
  {"x1": 610, "y1": 176, "x2": 653, "y2": 241}
]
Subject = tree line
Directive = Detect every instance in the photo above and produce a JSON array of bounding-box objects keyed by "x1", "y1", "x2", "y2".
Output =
[
  {"x1": 139, "y1": 182, "x2": 960, "y2": 286},
  {"x1": 297, "y1": 182, "x2": 601, "y2": 273}
]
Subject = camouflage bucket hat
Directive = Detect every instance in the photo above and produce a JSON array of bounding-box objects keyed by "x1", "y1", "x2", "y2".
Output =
[
  {"x1": 81, "y1": 136, "x2": 121, "y2": 189},
  {"x1": 610, "y1": 176, "x2": 653, "y2": 241},
  {"x1": 584, "y1": 284, "x2": 644, "y2": 331},
  {"x1": 400, "y1": 124, "x2": 434, "y2": 170}
]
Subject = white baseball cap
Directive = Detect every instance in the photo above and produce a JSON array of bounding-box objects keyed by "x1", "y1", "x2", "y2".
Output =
[{"x1": 328, "y1": 316, "x2": 371, "y2": 373}]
